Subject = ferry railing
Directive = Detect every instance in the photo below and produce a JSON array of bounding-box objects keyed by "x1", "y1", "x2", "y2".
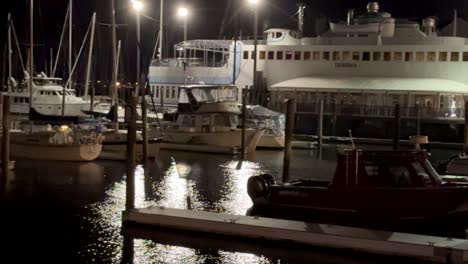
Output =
[
  {"x1": 289, "y1": 103, "x2": 465, "y2": 120},
  {"x1": 150, "y1": 58, "x2": 227, "y2": 68}
]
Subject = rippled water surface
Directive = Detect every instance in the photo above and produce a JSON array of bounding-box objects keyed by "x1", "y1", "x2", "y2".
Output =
[{"x1": 0, "y1": 146, "x2": 449, "y2": 263}]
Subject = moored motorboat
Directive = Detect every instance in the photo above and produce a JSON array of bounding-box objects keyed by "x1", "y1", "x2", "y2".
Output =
[
  {"x1": 247, "y1": 148, "x2": 468, "y2": 237},
  {"x1": 100, "y1": 129, "x2": 162, "y2": 161}
]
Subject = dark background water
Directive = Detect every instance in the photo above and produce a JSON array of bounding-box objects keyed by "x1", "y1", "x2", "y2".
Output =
[{"x1": 0, "y1": 146, "x2": 455, "y2": 263}]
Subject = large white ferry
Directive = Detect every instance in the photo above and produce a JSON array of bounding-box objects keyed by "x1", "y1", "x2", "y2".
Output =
[{"x1": 148, "y1": 2, "x2": 468, "y2": 140}]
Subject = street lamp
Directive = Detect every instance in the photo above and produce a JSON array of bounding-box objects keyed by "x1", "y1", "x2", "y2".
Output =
[
  {"x1": 178, "y1": 7, "x2": 189, "y2": 59},
  {"x1": 247, "y1": 0, "x2": 260, "y2": 104},
  {"x1": 131, "y1": 0, "x2": 143, "y2": 12}
]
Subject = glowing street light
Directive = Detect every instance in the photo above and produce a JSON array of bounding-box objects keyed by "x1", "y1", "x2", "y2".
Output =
[
  {"x1": 247, "y1": 0, "x2": 260, "y2": 6},
  {"x1": 247, "y1": 0, "x2": 260, "y2": 104},
  {"x1": 177, "y1": 7, "x2": 189, "y2": 17},
  {"x1": 131, "y1": 0, "x2": 143, "y2": 12}
]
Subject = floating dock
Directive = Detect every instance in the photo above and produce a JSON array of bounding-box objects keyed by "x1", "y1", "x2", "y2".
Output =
[{"x1": 123, "y1": 207, "x2": 468, "y2": 264}]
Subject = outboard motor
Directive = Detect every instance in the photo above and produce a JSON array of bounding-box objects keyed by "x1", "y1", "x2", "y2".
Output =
[{"x1": 247, "y1": 174, "x2": 275, "y2": 205}]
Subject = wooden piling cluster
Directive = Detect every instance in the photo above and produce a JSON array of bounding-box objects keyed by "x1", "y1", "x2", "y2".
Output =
[
  {"x1": 283, "y1": 98, "x2": 296, "y2": 183},
  {"x1": 2, "y1": 96, "x2": 10, "y2": 177}
]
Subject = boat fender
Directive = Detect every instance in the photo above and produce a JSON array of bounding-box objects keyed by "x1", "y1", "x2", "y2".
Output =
[{"x1": 247, "y1": 174, "x2": 274, "y2": 204}]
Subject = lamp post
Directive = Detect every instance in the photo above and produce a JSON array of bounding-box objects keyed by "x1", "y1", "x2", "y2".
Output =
[
  {"x1": 131, "y1": 0, "x2": 143, "y2": 94},
  {"x1": 178, "y1": 7, "x2": 188, "y2": 59},
  {"x1": 247, "y1": 0, "x2": 259, "y2": 104}
]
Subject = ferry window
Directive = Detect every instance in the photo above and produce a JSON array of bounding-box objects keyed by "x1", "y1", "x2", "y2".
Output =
[
  {"x1": 259, "y1": 51, "x2": 266, "y2": 60},
  {"x1": 313, "y1": 51, "x2": 320, "y2": 60},
  {"x1": 267, "y1": 51, "x2": 274, "y2": 60},
  {"x1": 332, "y1": 51, "x2": 340, "y2": 61},
  {"x1": 276, "y1": 51, "x2": 283, "y2": 60},
  {"x1": 393, "y1": 52, "x2": 402, "y2": 61},
  {"x1": 172, "y1": 87, "x2": 176, "y2": 98},
  {"x1": 304, "y1": 51, "x2": 311, "y2": 60},
  {"x1": 439, "y1": 52, "x2": 448, "y2": 61},
  {"x1": 19, "y1": 98, "x2": 23, "y2": 103},
  {"x1": 323, "y1": 51, "x2": 330, "y2": 61},
  {"x1": 342, "y1": 51, "x2": 350, "y2": 60},
  {"x1": 352, "y1": 52, "x2": 360, "y2": 61},
  {"x1": 451, "y1": 52, "x2": 459, "y2": 62},
  {"x1": 13, "y1": 97, "x2": 18, "y2": 103},
  {"x1": 362, "y1": 52, "x2": 370, "y2": 61},
  {"x1": 383, "y1": 52, "x2": 391, "y2": 61},
  {"x1": 463, "y1": 52, "x2": 468, "y2": 61},
  {"x1": 427, "y1": 52, "x2": 436, "y2": 62},
  {"x1": 25, "y1": 98, "x2": 29, "y2": 104},
  {"x1": 415, "y1": 52, "x2": 424, "y2": 62},
  {"x1": 243, "y1": 51, "x2": 249, "y2": 60},
  {"x1": 276, "y1": 32, "x2": 283, "y2": 38},
  {"x1": 40, "y1": 91, "x2": 44, "y2": 95},
  {"x1": 166, "y1": 87, "x2": 170, "y2": 98},
  {"x1": 373, "y1": 52, "x2": 381, "y2": 61},
  {"x1": 251, "y1": 51, "x2": 256, "y2": 60},
  {"x1": 285, "y1": 51, "x2": 293, "y2": 60},
  {"x1": 294, "y1": 51, "x2": 301, "y2": 60},
  {"x1": 405, "y1": 52, "x2": 413, "y2": 62}
]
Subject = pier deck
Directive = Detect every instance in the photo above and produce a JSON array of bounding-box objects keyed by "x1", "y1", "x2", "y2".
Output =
[{"x1": 123, "y1": 207, "x2": 468, "y2": 263}]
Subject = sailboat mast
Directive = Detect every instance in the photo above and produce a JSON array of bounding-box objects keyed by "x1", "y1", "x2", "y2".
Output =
[
  {"x1": 69, "y1": 0, "x2": 73, "y2": 88},
  {"x1": 84, "y1": 13, "x2": 96, "y2": 98},
  {"x1": 111, "y1": 0, "x2": 119, "y2": 128},
  {"x1": 29, "y1": 0, "x2": 34, "y2": 112},
  {"x1": 159, "y1": 0, "x2": 164, "y2": 59},
  {"x1": 7, "y1": 14, "x2": 12, "y2": 90}
]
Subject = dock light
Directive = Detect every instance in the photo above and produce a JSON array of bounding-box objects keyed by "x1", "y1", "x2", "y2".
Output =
[
  {"x1": 116, "y1": 81, "x2": 121, "y2": 87},
  {"x1": 131, "y1": 0, "x2": 143, "y2": 12},
  {"x1": 247, "y1": 0, "x2": 260, "y2": 6},
  {"x1": 178, "y1": 7, "x2": 189, "y2": 17},
  {"x1": 59, "y1": 125, "x2": 69, "y2": 132}
]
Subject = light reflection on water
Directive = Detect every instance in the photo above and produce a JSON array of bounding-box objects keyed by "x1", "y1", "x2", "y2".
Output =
[{"x1": 0, "y1": 145, "x2": 452, "y2": 263}]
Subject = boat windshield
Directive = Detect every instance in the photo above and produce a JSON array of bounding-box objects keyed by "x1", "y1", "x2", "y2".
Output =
[
  {"x1": 179, "y1": 86, "x2": 238, "y2": 104},
  {"x1": 34, "y1": 79, "x2": 61, "y2": 86}
]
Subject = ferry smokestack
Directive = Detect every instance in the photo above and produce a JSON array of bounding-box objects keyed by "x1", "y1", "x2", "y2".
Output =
[
  {"x1": 298, "y1": 3, "x2": 306, "y2": 33},
  {"x1": 367, "y1": 2, "x2": 380, "y2": 13}
]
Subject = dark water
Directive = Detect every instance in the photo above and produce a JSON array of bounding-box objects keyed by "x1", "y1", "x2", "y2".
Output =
[{"x1": 0, "y1": 145, "x2": 454, "y2": 263}]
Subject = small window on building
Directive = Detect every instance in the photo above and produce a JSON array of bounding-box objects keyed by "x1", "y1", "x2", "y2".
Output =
[
  {"x1": 394, "y1": 52, "x2": 402, "y2": 61},
  {"x1": 313, "y1": 51, "x2": 320, "y2": 60},
  {"x1": 342, "y1": 51, "x2": 350, "y2": 60},
  {"x1": 259, "y1": 51, "x2": 265, "y2": 60},
  {"x1": 427, "y1": 52, "x2": 436, "y2": 62},
  {"x1": 451, "y1": 52, "x2": 459, "y2": 62},
  {"x1": 352, "y1": 52, "x2": 360, "y2": 61},
  {"x1": 277, "y1": 51, "x2": 283, "y2": 60},
  {"x1": 294, "y1": 51, "x2": 301, "y2": 60},
  {"x1": 463, "y1": 52, "x2": 468, "y2": 62},
  {"x1": 251, "y1": 51, "x2": 256, "y2": 60},
  {"x1": 373, "y1": 52, "x2": 381, "y2": 61},
  {"x1": 362, "y1": 52, "x2": 370, "y2": 61},
  {"x1": 332, "y1": 51, "x2": 340, "y2": 61},
  {"x1": 243, "y1": 51, "x2": 249, "y2": 59},
  {"x1": 285, "y1": 51, "x2": 293, "y2": 60},
  {"x1": 303, "y1": 51, "x2": 311, "y2": 60},
  {"x1": 384, "y1": 52, "x2": 391, "y2": 61},
  {"x1": 267, "y1": 51, "x2": 274, "y2": 60},
  {"x1": 405, "y1": 52, "x2": 413, "y2": 62},
  {"x1": 416, "y1": 52, "x2": 425, "y2": 62},
  {"x1": 439, "y1": 52, "x2": 448, "y2": 61},
  {"x1": 323, "y1": 51, "x2": 330, "y2": 61}
]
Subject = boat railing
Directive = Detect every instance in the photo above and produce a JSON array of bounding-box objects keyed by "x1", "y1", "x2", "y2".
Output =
[
  {"x1": 281, "y1": 103, "x2": 466, "y2": 120},
  {"x1": 151, "y1": 58, "x2": 227, "y2": 68}
]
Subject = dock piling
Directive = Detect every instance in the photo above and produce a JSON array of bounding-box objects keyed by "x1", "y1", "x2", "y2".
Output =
[
  {"x1": 126, "y1": 95, "x2": 137, "y2": 210},
  {"x1": 464, "y1": 101, "x2": 468, "y2": 153},
  {"x1": 141, "y1": 82, "x2": 148, "y2": 162},
  {"x1": 240, "y1": 90, "x2": 247, "y2": 161},
  {"x1": 283, "y1": 98, "x2": 296, "y2": 183},
  {"x1": 393, "y1": 104, "x2": 401, "y2": 150},
  {"x1": 318, "y1": 99, "x2": 324, "y2": 159},
  {"x1": 2, "y1": 96, "x2": 10, "y2": 177}
]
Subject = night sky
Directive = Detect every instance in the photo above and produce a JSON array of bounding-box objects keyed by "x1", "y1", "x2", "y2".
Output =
[{"x1": 1, "y1": 0, "x2": 468, "y2": 86}]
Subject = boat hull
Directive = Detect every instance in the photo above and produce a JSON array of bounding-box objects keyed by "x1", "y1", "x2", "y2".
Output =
[
  {"x1": 10, "y1": 142, "x2": 102, "y2": 161},
  {"x1": 100, "y1": 140, "x2": 161, "y2": 161},
  {"x1": 162, "y1": 129, "x2": 264, "y2": 154},
  {"x1": 257, "y1": 135, "x2": 285, "y2": 149}
]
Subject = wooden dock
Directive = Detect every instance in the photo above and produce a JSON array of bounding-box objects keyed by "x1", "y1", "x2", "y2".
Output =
[{"x1": 123, "y1": 207, "x2": 468, "y2": 263}]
